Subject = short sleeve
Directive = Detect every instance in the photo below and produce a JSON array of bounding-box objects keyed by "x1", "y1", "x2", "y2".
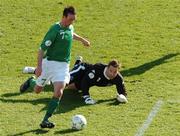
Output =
[{"x1": 40, "y1": 25, "x2": 58, "y2": 51}]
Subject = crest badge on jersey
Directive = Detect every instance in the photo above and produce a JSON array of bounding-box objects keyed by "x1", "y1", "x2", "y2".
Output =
[
  {"x1": 45, "y1": 40, "x2": 52, "y2": 46},
  {"x1": 88, "y1": 72, "x2": 94, "y2": 79}
]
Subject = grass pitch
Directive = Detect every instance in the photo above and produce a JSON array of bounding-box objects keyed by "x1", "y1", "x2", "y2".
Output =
[{"x1": 0, "y1": 0, "x2": 180, "y2": 136}]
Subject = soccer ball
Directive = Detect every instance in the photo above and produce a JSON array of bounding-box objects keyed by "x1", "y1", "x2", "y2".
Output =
[{"x1": 71, "y1": 115, "x2": 87, "y2": 130}]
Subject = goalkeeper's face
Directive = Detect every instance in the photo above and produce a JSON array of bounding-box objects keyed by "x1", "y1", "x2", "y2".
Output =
[{"x1": 106, "y1": 66, "x2": 118, "y2": 79}]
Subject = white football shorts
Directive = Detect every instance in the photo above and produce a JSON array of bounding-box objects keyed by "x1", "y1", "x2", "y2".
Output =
[{"x1": 36, "y1": 58, "x2": 70, "y2": 87}]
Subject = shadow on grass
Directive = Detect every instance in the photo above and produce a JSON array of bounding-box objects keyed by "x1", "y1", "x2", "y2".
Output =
[
  {"x1": 1, "y1": 53, "x2": 179, "y2": 113},
  {"x1": 0, "y1": 90, "x2": 120, "y2": 114},
  {"x1": 11, "y1": 128, "x2": 82, "y2": 136},
  {"x1": 1, "y1": 84, "x2": 54, "y2": 98},
  {"x1": 0, "y1": 96, "x2": 50, "y2": 105},
  {"x1": 0, "y1": 89, "x2": 88, "y2": 113},
  {"x1": 49, "y1": 89, "x2": 87, "y2": 114},
  {"x1": 121, "y1": 53, "x2": 179, "y2": 77},
  {"x1": 10, "y1": 129, "x2": 49, "y2": 136},
  {"x1": 96, "y1": 98, "x2": 126, "y2": 105},
  {"x1": 54, "y1": 128, "x2": 79, "y2": 135}
]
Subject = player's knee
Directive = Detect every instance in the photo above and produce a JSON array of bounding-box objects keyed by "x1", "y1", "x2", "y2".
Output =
[
  {"x1": 34, "y1": 85, "x2": 43, "y2": 94},
  {"x1": 54, "y1": 89, "x2": 63, "y2": 98}
]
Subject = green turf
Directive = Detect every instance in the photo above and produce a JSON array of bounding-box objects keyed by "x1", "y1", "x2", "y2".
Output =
[{"x1": 0, "y1": 0, "x2": 180, "y2": 135}]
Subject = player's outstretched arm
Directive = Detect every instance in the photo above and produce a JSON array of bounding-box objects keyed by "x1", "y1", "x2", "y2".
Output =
[
  {"x1": 114, "y1": 74, "x2": 128, "y2": 103},
  {"x1": 73, "y1": 33, "x2": 90, "y2": 47}
]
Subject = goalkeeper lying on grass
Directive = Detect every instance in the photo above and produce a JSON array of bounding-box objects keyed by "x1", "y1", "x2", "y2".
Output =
[{"x1": 20, "y1": 56, "x2": 128, "y2": 104}]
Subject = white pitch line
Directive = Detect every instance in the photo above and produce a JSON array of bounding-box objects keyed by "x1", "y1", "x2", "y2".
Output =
[{"x1": 135, "y1": 100, "x2": 164, "y2": 136}]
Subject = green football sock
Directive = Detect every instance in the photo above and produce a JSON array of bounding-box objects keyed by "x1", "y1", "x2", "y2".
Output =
[
  {"x1": 43, "y1": 97, "x2": 60, "y2": 122},
  {"x1": 29, "y1": 78, "x2": 36, "y2": 90}
]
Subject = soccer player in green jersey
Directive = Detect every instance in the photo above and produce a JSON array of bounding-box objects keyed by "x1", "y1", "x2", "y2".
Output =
[{"x1": 19, "y1": 6, "x2": 90, "y2": 128}]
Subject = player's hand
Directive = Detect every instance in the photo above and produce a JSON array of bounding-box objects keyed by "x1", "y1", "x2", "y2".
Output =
[
  {"x1": 117, "y1": 94, "x2": 128, "y2": 103},
  {"x1": 82, "y1": 39, "x2": 90, "y2": 47},
  {"x1": 35, "y1": 66, "x2": 42, "y2": 77}
]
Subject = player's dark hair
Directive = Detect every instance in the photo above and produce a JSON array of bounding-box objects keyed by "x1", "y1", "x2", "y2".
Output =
[
  {"x1": 108, "y1": 60, "x2": 120, "y2": 68},
  {"x1": 63, "y1": 6, "x2": 76, "y2": 17}
]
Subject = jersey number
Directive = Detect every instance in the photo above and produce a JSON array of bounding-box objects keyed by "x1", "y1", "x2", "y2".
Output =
[
  {"x1": 41, "y1": 79, "x2": 46, "y2": 86},
  {"x1": 60, "y1": 32, "x2": 65, "y2": 39}
]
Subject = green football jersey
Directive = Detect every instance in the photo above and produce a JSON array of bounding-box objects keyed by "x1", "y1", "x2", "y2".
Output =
[{"x1": 40, "y1": 22, "x2": 74, "y2": 63}]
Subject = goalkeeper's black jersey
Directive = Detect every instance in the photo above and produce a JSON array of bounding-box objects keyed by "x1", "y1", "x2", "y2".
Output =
[{"x1": 70, "y1": 62, "x2": 126, "y2": 96}]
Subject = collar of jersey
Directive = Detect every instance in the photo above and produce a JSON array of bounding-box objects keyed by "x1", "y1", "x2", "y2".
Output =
[{"x1": 58, "y1": 22, "x2": 71, "y2": 30}]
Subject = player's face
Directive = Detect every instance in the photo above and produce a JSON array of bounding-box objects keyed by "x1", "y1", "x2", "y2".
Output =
[
  {"x1": 106, "y1": 66, "x2": 118, "y2": 79},
  {"x1": 64, "y1": 14, "x2": 76, "y2": 27}
]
